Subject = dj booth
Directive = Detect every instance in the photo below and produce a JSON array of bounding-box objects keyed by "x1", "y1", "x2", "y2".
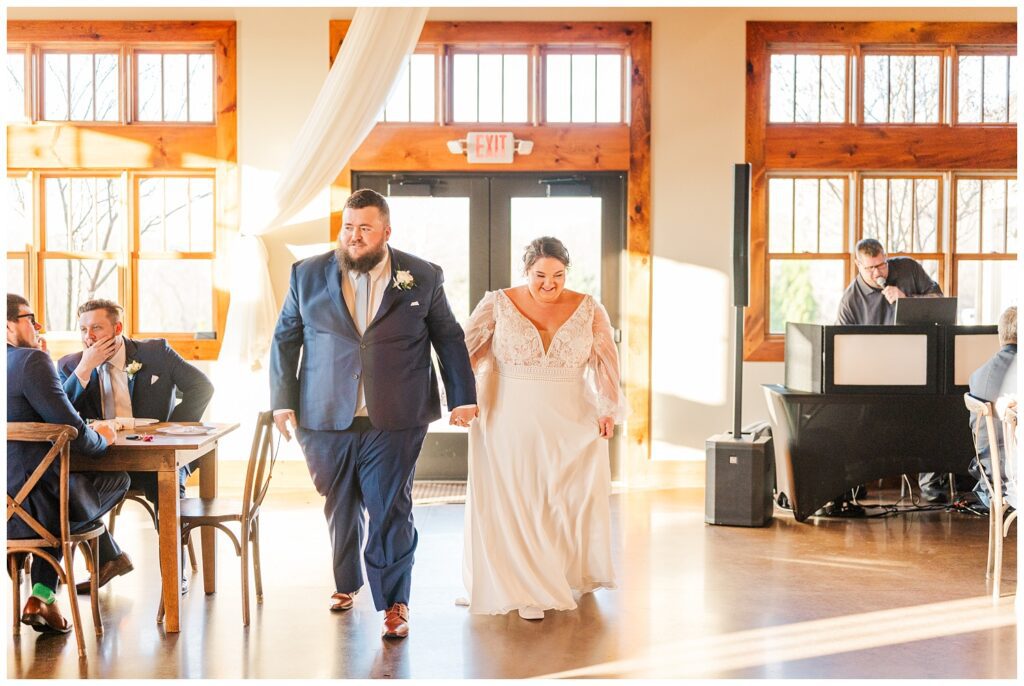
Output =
[{"x1": 764, "y1": 323, "x2": 999, "y2": 522}]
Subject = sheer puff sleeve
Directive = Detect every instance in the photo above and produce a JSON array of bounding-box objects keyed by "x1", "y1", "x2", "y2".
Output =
[
  {"x1": 465, "y1": 290, "x2": 497, "y2": 373},
  {"x1": 589, "y1": 299, "x2": 626, "y2": 423}
]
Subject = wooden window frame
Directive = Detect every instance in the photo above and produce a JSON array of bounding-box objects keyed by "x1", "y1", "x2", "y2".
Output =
[
  {"x1": 857, "y1": 48, "x2": 947, "y2": 125},
  {"x1": 764, "y1": 173, "x2": 850, "y2": 335},
  {"x1": 446, "y1": 47, "x2": 533, "y2": 125},
  {"x1": 329, "y1": 20, "x2": 658, "y2": 481},
  {"x1": 952, "y1": 48, "x2": 1018, "y2": 126},
  {"x1": 766, "y1": 46, "x2": 854, "y2": 125},
  {"x1": 131, "y1": 47, "x2": 219, "y2": 125},
  {"x1": 539, "y1": 47, "x2": 630, "y2": 125},
  {"x1": 950, "y1": 172, "x2": 1018, "y2": 296},
  {"x1": 36, "y1": 46, "x2": 124, "y2": 124},
  {"x1": 746, "y1": 21, "x2": 1016, "y2": 362},
  {"x1": 7, "y1": 20, "x2": 237, "y2": 361}
]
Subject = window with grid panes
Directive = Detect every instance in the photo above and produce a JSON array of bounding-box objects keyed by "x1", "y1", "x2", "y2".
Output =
[
  {"x1": 6, "y1": 21, "x2": 235, "y2": 360},
  {"x1": 372, "y1": 42, "x2": 630, "y2": 126},
  {"x1": 747, "y1": 23, "x2": 1016, "y2": 361},
  {"x1": 378, "y1": 52, "x2": 436, "y2": 123},
  {"x1": 767, "y1": 176, "x2": 848, "y2": 333}
]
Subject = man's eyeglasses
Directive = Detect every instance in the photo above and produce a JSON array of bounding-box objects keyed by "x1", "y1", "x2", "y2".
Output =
[
  {"x1": 14, "y1": 313, "x2": 40, "y2": 328},
  {"x1": 857, "y1": 261, "x2": 887, "y2": 273}
]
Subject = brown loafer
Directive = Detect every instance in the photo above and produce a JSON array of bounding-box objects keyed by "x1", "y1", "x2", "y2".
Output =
[
  {"x1": 75, "y1": 551, "x2": 134, "y2": 594},
  {"x1": 382, "y1": 603, "x2": 409, "y2": 639},
  {"x1": 329, "y1": 591, "x2": 356, "y2": 612},
  {"x1": 21, "y1": 596, "x2": 71, "y2": 634}
]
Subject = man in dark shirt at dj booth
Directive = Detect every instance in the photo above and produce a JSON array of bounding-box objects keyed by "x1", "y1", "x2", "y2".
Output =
[
  {"x1": 825, "y1": 238, "x2": 950, "y2": 513},
  {"x1": 836, "y1": 238, "x2": 943, "y2": 326}
]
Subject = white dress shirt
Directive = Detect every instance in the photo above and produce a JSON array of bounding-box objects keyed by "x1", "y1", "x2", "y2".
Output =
[{"x1": 341, "y1": 251, "x2": 391, "y2": 416}]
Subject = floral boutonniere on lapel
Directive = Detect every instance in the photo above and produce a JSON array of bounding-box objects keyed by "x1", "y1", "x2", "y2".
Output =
[
  {"x1": 125, "y1": 360, "x2": 143, "y2": 381},
  {"x1": 393, "y1": 269, "x2": 416, "y2": 291}
]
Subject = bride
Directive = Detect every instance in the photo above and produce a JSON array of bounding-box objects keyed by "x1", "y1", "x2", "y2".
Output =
[{"x1": 458, "y1": 236, "x2": 625, "y2": 620}]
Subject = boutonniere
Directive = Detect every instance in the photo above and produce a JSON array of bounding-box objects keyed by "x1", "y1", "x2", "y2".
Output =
[
  {"x1": 125, "y1": 360, "x2": 143, "y2": 381},
  {"x1": 393, "y1": 269, "x2": 416, "y2": 291}
]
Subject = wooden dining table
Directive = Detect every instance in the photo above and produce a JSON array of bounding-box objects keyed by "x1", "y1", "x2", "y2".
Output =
[{"x1": 69, "y1": 421, "x2": 239, "y2": 633}]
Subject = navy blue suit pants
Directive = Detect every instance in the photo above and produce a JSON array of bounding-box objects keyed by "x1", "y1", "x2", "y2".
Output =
[
  {"x1": 297, "y1": 421, "x2": 427, "y2": 611},
  {"x1": 27, "y1": 471, "x2": 129, "y2": 589}
]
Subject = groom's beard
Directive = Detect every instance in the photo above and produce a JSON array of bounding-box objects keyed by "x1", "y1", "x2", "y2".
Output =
[{"x1": 337, "y1": 243, "x2": 387, "y2": 274}]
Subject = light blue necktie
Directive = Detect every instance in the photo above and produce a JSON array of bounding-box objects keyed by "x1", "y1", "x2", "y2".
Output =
[
  {"x1": 98, "y1": 362, "x2": 117, "y2": 420},
  {"x1": 354, "y1": 272, "x2": 370, "y2": 335}
]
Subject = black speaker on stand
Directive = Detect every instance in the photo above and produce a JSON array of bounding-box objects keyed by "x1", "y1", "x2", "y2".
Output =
[{"x1": 705, "y1": 163, "x2": 774, "y2": 527}]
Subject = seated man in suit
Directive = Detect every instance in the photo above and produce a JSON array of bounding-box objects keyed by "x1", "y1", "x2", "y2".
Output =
[
  {"x1": 58, "y1": 298, "x2": 214, "y2": 593},
  {"x1": 967, "y1": 305, "x2": 1017, "y2": 511},
  {"x1": 7, "y1": 293, "x2": 128, "y2": 633}
]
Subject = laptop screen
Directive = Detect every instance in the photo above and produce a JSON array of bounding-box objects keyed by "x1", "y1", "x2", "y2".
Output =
[{"x1": 893, "y1": 296, "x2": 958, "y2": 325}]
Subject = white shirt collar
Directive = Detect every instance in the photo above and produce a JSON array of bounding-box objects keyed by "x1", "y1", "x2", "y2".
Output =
[
  {"x1": 346, "y1": 249, "x2": 391, "y2": 284},
  {"x1": 109, "y1": 335, "x2": 127, "y2": 371}
]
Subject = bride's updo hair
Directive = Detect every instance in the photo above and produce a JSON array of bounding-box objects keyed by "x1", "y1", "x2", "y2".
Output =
[{"x1": 522, "y1": 236, "x2": 570, "y2": 274}]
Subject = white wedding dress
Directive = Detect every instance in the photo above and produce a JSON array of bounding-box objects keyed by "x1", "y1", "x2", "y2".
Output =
[{"x1": 461, "y1": 289, "x2": 625, "y2": 614}]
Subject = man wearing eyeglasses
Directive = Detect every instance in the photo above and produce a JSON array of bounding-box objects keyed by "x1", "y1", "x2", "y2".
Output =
[
  {"x1": 836, "y1": 238, "x2": 942, "y2": 326},
  {"x1": 6, "y1": 293, "x2": 129, "y2": 634},
  {"x1": 833, "y1": 239, "x2": 953, "y2": 507}
]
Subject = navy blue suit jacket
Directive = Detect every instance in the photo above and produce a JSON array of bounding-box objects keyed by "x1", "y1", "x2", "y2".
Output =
[
  {"x1": 270, "y1": 246, "x2": 476, "y2": 431},
  {"x1": 58, "y1": 337, "x2": 214, "y2": 424},
  {"x1": 7, "y1": 344, "x2": 109, "y2": 539}
]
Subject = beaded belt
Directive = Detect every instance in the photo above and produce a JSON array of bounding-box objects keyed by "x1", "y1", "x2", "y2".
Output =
[{"x1": 495, "y1": 362, "x2": 585, "y2": 381}]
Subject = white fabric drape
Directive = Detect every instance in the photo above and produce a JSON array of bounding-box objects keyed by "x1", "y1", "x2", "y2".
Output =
[{"x1": 219, "y1": 7, "x2": 428, "y2": 369}]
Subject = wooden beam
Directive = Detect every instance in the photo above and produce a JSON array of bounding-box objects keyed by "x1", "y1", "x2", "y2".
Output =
[
  {"x1": 750, "y1": 21, "x2": 1016, "y2": 46},
  {"x1": 348, "y1": 125, "x2": 629, "y2": 172},
  {"x1": 8, "y1": 20, "x2": 237, "y2": 44},
  {"x1": 765, "y1": 126, "x2": 1017, "y2": 170},
  {"x1": 7, "y1": 124, "x2": 219, "y2": 169}
]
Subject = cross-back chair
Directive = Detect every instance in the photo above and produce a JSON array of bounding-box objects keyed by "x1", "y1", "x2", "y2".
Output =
[
  {"x1": 7, "y1": 423, "x2": 104, "y2": 658},
  {"x1": 158, "y1": 411, "x2": 279, "y2": 625},
  {"x1": 964, "y1": 393, "x2": 1018, "y2": 599}
]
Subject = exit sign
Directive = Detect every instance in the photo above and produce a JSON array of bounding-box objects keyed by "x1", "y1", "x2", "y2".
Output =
[{"x1": 466, "y1": 132, "x2": 515, "y2": 163}]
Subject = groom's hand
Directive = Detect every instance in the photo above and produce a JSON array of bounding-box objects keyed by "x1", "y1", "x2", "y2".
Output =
[
  {"x1": 449, "y1": 405, "x2": 478, "y2": 428},
  {"x1": 273, "y1": 410, "x2": 297, "y2": 441}
]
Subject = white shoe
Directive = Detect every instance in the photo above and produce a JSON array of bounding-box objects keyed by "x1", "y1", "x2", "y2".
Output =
[
  {"x1": 518, "y1": 606, "x2": 544, "y2": 620},
  {"x1": 454, "y1": 597, "x2": 470, "y2": 607}
]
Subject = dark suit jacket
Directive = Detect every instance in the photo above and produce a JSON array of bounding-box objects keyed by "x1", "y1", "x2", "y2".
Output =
[
  {"x1": 7, "y1": 344, "x2": 109, "y2": 539},
  {"x1": 967, "y1": 344, "x2": 1017, "y2": 475},
  {"x1": 58, "y1": 337, "x2": 214, "y2": 423},
  {"x1": 270, "y1": 246, "x2": 476, "y2": 431}
]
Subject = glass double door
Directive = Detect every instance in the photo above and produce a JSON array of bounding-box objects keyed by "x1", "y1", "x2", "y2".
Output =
[{"x1": 353, "y1": 172, "x2": 625, "y2": 479}]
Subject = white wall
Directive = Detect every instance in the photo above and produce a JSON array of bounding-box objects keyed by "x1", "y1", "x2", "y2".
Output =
[{"x1": 11, "y1": 6, "x2": 1015, "y2": 469}]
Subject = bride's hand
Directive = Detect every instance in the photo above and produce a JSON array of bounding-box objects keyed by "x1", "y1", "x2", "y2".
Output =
[
  {"x1": 450, "y1": 405, "x2": 478, "y2": 428},
  {"x1": 597, "y1": 416, "x2": 614, "y2": 439}
]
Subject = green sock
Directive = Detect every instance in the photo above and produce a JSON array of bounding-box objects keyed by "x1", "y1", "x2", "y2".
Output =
[{"x1": 31, "y1": 583, "x2": 56, "y2": 605}]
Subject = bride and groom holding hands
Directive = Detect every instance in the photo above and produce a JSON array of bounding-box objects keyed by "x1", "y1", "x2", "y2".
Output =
[{"x1": 270, "y1": 189, "x2": 624, "y2": 638}]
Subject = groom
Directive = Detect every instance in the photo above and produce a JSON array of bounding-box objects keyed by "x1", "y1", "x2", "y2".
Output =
[{"x1": 270, "y1": 189, "x2": 477, "y2": 639}]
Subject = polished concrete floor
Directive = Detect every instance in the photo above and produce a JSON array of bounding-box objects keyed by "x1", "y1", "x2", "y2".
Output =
[{"x1": 6, "y1": 485, "x2": 1017, "y2": 678}]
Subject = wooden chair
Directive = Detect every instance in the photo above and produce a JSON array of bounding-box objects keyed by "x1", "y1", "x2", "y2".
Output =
[
  {"x1": 108, "y1": 490, "x2": 198, "y2": 573},
  {"x1": 7, "y1": 423, "x2": 104, "y2": 658},
  {"x1": 159, "y1": 411, "x2": 278, "y2": 625},
  {"x1": 964, "y1": 394, "x2": 1018, "y2": 599}
]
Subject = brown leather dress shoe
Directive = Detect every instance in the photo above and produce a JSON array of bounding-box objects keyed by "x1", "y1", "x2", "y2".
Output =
[
  {"x1": 329, "y1": 591, "x2": 356, "y2": 612},
  {"x1": 21, "y1": 596, "x2": 71, "y2": 634},
  {"x1": 75, "y1": 551, "x2": 134, "y2": 594},
  {"x1": 382, "y1": 603, "x2": 409, "y2": 639}
]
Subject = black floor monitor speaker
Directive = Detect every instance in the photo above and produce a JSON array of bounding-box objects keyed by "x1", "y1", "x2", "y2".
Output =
[{"x1": 705, "y1": 431, "x2": 774, "y2": 527}]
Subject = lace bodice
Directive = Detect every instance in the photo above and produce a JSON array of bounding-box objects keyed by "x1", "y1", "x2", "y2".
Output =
[{"x1": 464, "y1": 290, "x2": 626, "y2": 422}]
